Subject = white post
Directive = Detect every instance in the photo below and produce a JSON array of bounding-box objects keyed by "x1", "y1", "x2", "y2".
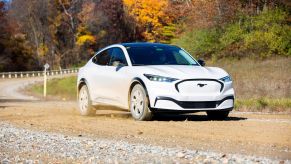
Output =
[
  {"x1": 59, "y1": 67, "x2": 62, "y2": 75},
  {"x1": 43, "y1": 63, "x2": 50, "y2": 98},
  {"x1": 44, "y1": 69, "x2": 47, "y2": 98}
]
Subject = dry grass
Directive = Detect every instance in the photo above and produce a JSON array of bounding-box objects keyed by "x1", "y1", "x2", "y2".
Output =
[
  {"x1": 209, "y1": 57, "x2": 291, "y2": 99},
  {"x1": 235, "y1": 98, "x2": 291, "y2": 112},
  {"x1": 208, "y1": 57, "x2": 291, "y2": 112}
]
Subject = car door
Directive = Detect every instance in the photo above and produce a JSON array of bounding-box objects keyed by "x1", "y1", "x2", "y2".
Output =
[
  {"x1": 89, "y1": 47, "x2": 130, "y2": 107},
  {"x1": 105, "y1": 47, "x2": 131, "y2": 108},
  {"x1": 88, "y1": 48, "x2": 113, "y2": 103}
]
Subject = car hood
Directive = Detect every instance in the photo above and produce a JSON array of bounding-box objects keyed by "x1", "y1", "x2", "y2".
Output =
[{"x1": 135, "y1": 65, "x2": 228, "y2": 79}]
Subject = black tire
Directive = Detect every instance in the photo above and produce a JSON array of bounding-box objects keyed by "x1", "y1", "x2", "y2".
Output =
[
  {"x1": 130, "y1": 84, "x2": 153, "y2": 121},
  {"x1": 78, "y1": 85, "x2": 95, "y2": 116},
  {"x1": 206, "y1": 111, "x2": 229, "y2": 120}
]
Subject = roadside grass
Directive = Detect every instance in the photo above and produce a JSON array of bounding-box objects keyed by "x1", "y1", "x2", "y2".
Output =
[
  {"x1": 29, "y1": 76, "x2": 77, "y2": 100},
  {"x1": 209, "y1": 57, "x2": 291, "y2": 99},
  {"x1": 28, "y1": 57, "x2": 291, "y2": 112},
  {"x1": 235, "y1": 98, "x2": 291, "y2": 112}
]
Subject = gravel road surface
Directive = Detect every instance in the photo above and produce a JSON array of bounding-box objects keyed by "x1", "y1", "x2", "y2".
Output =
[{"x1": 0, "y1": 77, "x2": 290, "y2": 163}]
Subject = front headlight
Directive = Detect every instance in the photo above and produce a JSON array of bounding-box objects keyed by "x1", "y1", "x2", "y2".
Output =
[
  {"x1": 144, "y1": 74, "x2": 178, "y2": 82},
  {"x1": 219, "y1": 76, "x2": 232, "y2": 82}
]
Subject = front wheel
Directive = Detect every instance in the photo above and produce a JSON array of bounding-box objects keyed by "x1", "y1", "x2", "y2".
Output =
[
  {"x1": 130, "y1": 84, "x2": 153, "y2": 121},
  {"x1": 78, "y1": 85, "x2": 95, "y2": 116},
  {"x1": 206, "y1": 111, "x2": 229, "y2": 120}
]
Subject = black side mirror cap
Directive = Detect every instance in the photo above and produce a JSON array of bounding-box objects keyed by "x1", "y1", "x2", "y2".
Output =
[{"x1": 198, "y1": 59, "x2": 205, "y2": 66}]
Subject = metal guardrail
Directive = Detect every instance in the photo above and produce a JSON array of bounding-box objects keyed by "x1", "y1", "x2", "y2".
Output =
[{"x1": 0, "y1": 68, "x2": 79, "y2": 79}]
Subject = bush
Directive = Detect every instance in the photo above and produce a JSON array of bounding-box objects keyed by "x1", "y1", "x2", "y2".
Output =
[
  {"x1": 173, "y1": 8, "x2": 291, "y2": 58},
  {"x1": 172, "y1": 28, "x2": 222, "y2": 58}
]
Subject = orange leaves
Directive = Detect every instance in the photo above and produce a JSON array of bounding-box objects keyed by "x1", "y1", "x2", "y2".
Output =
[
  {"x1": 76, "y1": 34, "x2": 96, "y2": 46},
  {"x1": 123, "y1": 0, "x2": 171, "y2": 42},
  {"x1": 76, "y1": 26, "x2": 96, "y2": 46},
  {"x1": 37, "y1": 43, "x2": 49, "y2": 57}
]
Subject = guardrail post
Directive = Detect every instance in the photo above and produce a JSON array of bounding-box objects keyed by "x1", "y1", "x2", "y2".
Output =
[
  {"x1": 8, "y1": 73, "x2": 11, "y2": 78},
  {"x1": 44, "y1": 71, "x2": 47, "y2": 97},
  {"x1": 43, "y1": 63, "x2": 49, "y2": 98},
  {"x1": 20, "y1": 73, "x2": 23, "y2": 78},
  {"x1": 14, "y1": 73, "x2": 17, "y2": 78},
  {"x1": 2, "y1": 74, "x2": 4, "y2": 78}
]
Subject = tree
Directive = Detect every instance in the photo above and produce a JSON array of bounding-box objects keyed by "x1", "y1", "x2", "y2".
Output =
[
  {"x1": 0, "y1": 1, "x2": 38, "y2": 71},
  {"x1": 123, "y1": 0, "x2": 174, "y2": 42}
]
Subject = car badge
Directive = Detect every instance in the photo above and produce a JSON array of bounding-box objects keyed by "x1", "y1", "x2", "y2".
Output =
[{"x1": 197, "y1": 83, "x2": 207, "y2": 87}]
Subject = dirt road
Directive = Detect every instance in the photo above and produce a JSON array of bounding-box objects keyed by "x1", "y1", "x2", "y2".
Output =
[{"x1": 0, "y1": 77, "x2": 290, "y2": 163}]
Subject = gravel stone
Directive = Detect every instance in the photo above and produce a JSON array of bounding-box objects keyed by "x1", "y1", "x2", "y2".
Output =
[{"x1": 0, "y1": 122, "x2": 290, "y2": 163}]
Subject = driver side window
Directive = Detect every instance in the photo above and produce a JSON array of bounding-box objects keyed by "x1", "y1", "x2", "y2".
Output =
[
  {"x1": 92, "y1": 49, "x2": 111, "y2": 66},
  {"x1": 92, "y1": 47, "x2": 128, "y2": 66},
  {"x1": 108, "y1": 48, "x2": 128, "y2": 66}
]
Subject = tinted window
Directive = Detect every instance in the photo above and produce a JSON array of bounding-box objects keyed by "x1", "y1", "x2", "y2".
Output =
[
  {"x1": 92, "y1": 49, "x2": 111, "y2": 66},
  {"x1": 108, "y1": 48, "x2": 128, "y2": 66},
  {"x1": 126, "y1": 45, "x2": 199, "y2": 66}
]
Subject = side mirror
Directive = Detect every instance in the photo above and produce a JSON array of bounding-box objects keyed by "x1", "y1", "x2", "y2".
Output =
[{"x1": 198, "y1": 59, "x2": 205, "y2": 66}]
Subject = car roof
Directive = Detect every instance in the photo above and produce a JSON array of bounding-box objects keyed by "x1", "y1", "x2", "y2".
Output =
[{"x1": 120, "y1": 42, "x2": 178, "y2": 48}]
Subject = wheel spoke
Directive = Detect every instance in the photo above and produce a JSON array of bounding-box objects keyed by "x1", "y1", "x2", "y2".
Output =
[
  {"x1": 130, "y1": 87, "x2": 147, "y2": 118},
  {"x1": 79, "y1": 88, "x2": 88, "y2": 113}
]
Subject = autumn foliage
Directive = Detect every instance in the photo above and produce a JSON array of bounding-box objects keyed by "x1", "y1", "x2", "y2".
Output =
[
  {"x1": 123, "y1": 0, "x2": 173, "y2": 42},
  {"x1": 0, "y1": 0, "x2": 290, "y2": 71}
]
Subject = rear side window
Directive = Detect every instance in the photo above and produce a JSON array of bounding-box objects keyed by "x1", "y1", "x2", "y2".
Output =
[{"x1": 92, "y1": 49, "x2": 111, "y2": 66}]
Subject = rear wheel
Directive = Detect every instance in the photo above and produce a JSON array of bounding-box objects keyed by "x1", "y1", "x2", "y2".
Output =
[
  {"x1": 130, "y1": 84, "x2": 153, "y2": 121},
  {"x1": 78, "y1": 85, "x2": 95, "y2": 116},
  {"x1": 206, "y1": 111, "x2": 229, "y2": 120}
]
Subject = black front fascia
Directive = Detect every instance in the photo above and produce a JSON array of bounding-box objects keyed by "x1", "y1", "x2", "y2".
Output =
[{"x1": 154, "y1": 96, "x2": 234, "y2": 109}]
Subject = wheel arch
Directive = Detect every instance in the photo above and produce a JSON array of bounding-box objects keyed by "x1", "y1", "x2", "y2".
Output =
[
  {"x1": 128, "y1": 77, "x2": 151, "y2": 109},
  {"x1": 77, "y1": 78, "x2": 91, "y2": 99}
]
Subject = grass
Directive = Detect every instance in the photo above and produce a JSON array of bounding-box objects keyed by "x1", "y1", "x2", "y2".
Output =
[
  {"x1": 208, "y1": 57, "x2": 291, "y2": 99},
  {"x1": 30, "y1": 76, "x2": 77, "y2": 100},
  {"x1": 235, "y1": 98, "x2": 291, "y2": 112},
  {"x1": 28, "y1": 57, "x2": 291, "y2": 112}
]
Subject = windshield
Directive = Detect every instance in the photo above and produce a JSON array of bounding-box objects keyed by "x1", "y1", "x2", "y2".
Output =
[{"x1": 126, "y1": 45, "x2": 199, "y2": 66}]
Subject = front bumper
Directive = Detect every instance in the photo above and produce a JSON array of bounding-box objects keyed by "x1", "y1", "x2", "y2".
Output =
[{"x1": 146, "y1": 79, "x2": 235, "y2": 111}]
